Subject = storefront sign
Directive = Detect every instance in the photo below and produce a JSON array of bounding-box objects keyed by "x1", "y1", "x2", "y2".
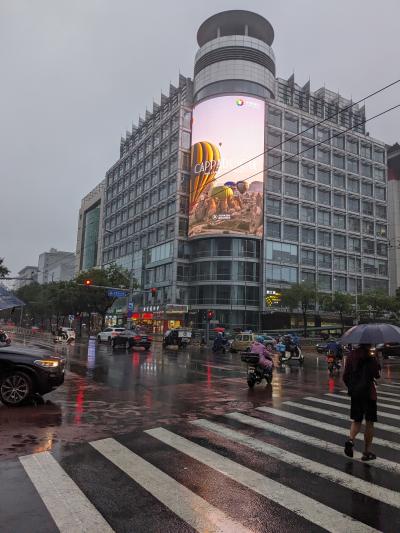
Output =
[{"x1": 165, "y1": 304, "x2": 188, "y2": 314}]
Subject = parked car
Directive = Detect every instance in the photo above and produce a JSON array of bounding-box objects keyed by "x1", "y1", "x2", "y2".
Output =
[
  {"x1": 0, "y1": 346, "x2": 65, "y2": 406},
  {"x1": 97, "y1": 327, "x2": 125, "y2": 343},
  {"x1": 377, "y1": 343, "x2": 400, "y2": 359},
  {"x1": 112, "y1": 329, "x2": 152, "y2": 350},
  {"x1": 230, "y1": 333, "x2": 259, "y2": 353}
]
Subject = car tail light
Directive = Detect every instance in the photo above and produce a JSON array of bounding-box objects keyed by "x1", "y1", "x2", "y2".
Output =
[
  {"x1": 147, "y1": 337, "x2": 153, "y2": 342},
  {"x1": 134, "y1": 335, "x2": 142, "y2": 341}
]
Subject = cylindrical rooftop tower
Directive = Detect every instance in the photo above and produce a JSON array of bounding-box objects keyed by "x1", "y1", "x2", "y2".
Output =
[{"x1": 194, "y1": 10, "x2": 276, "y2": 102}]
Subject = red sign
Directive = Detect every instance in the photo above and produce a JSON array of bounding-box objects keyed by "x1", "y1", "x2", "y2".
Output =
[
  {"x1": 132, "y1": 313, "x2": 140, "y2": 320},
  {"x1": 142, "y1": 312, "x2": 154, "y2": 320}
]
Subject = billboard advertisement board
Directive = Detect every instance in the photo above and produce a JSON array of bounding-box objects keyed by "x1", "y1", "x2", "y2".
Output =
[{"x1": 189, "y1": 95, "x2": 265, "y2": 238}]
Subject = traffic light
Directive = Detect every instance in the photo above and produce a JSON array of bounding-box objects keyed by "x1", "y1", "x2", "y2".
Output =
[
  {"x1": 207, "y1": 310, "x2": 214, "y2": 321},
  {"x1": 84, "y1": 279, "x2": 93, "y2": 286},
  {"x1": 150, "y1": 287, "x2": 157, "y2": 299}
]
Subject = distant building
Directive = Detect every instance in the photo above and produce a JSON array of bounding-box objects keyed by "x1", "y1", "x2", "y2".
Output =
[
  {"x1": 14, "y1": 266, "x2": 38, "y2": 290},
  {"x1": 37, "y1": 249, "x2": 75, "y2": 284},
  {"x1": 75, "y1": 180, "x2": 105, "y2": 273},
  {"x1": 388, "y1": 143, "x2": 400, "y2": 294}
]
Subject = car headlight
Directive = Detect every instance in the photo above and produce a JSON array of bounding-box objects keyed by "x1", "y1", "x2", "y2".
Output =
[{"x1": 34, "y1": 359, "x2": 59, "y2": 368}]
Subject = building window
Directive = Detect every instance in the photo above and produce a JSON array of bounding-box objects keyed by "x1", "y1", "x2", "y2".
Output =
[
  {"x1": 284, "y1": 159, "x2": 299, "y2": 176},
  {"x1": 317, "y1": 148, "x2": 330, "y2": 165},
  {"x1": 285, "y1": 113, "x2": 299, "y2": 133},
  {"x1": 215, "y1": 238, "x2": 232, "y2": 256},
  {"x1": 362, "y1": 200, "x2": 373, "y2": 216},
  {"x1": 363, "y1": 239, "x2": 375, "y2": 255},
  {"x1": 300, "y1": 205, "x2": 315, "y2": 223},
  {"x1": 361, "y1": 162, "x2": 372, "y2": 178},
  {"x1": 333, "y1": 173, "x2": 345, "y2": 189},
  {"x1": 361, "y1": 143, "x2": 372, "y2": 159},
  {"x1": 301, "y1": 227, "x2": 315, "y2": 244},
  {"x1": 317, "y1": 209, "x2": 331, "y2": 226},
  {"x1": 333, "y1": 255, "x2": 347, "y2": 271},
  {"x1": 332, "y1": 153, "x2": 345, "y2": 169},
  {"x1": 284, "y1": 136, "x2": 298, "y2": 154},
  {"x1": 373, "y1": 148, "x2": 385, "y2": 163},
  {"x1": 267, "y1": 175, "x2": 282, "y2": 193},
  {"x1": 302, "y1": 140, "x2": 315, "y2": 159},
  {"x1": 266, "y1": 264, "x2": 298, "y2": 284},
  {"x1": 284, "y1": 179, "x2": 299, "y2": 197},
  {"x1": 301, "y1": 248, "x2": 315, "y2": 266},
  {"x1": 318, "y1": 274, "x2": 332, "y2": 291},
  {"x1": 284, "y1": 202, "x2": 299, "y2": 220},
  {"x1": 376, "y1": 204, "x2": 387, "y2": 219},
  {"x1": 347, "y1": 138, "x2": 359, "y2": 154},
  {"x1": 377, "y1": 242, "x2": 387, "y2": 257},
  {"x1": 301, "y1": 119, "x2": 314, "y2": 139},
  {"x1": 269, "y1": 107, "x2": 282, "y2": 128},
  {"x1": 375, "y1": 186, "x2": 386, "y2": 201},
  {"x1": 268, "y1": 129, "x2": 281, "y2": 149},
  {"x1": 266, "y1": 220, "x2": 281, "y2": 238},
  {"x1": 348, "y1": 256, "x2": 361, "y2": 272},
  {"x1": 266, "y1": 197, "x2": 281, "y2": 216},
  {"x1": 300, "y1": 184, "x2": 315, "y2": 202},
  {"x1": 302, "y1": 163, "x2": 315, "y2": 180},
  {"x1": 347, "y1": 157, "x2": 359, "y2": 173},
  {"x1": 333, "y1": 233, "x2": 346, "y2": 250},
  {"x1": 301, "y1": 270, "x2": 315, "y2": 283},
  {"x1": 332, "y1": 134, "x2": 345, "y2": 150},
  {"x1": 317, "y1": 127, "x2": 330, "y2": 144},
  {"x1": 376, "y1": 223, "x2": 387, "y2": 238},
  {"x1": 348, "y1": 236, "x2": 360, "y2": 253},
  {"x1": 348, "y1": 197, "x2": 360, "y2": 213},
  {"x1": 266, "y1": 241, "x2": 298, "y2": 264},
  {"x1": 318, "y1": 252, "x2": 332, "y2": 269},
  {"x1": 333, "y1": 213, "x2": 346, "y2": 229},
  {"x1": 363, "y1": 220, "x2": 374, "y2": 236},
  {"x1": 333, "y1": 193, "x2": 345, "y2": 209},
  {"x1": 283, "y1": 224, "x2": 299, "y2": 241},
  {"x1": 348, "y1": 177, "x2": 360, "y2": 193},
  {"x1": 318, "y1": 230, "x2": 331, "y2": 248},
  {"x1": 348, "y1": 216, "x2": 360, "y2": 233},
  {"x1": 334, "y1": 276, "x2": 347, "y2": 291},
  {"x1": 317, "y1": 168, "x2": 330, "y2": 185},
  {"x1": 318, "y1": 188, "x2": 330, "y2": 206}
]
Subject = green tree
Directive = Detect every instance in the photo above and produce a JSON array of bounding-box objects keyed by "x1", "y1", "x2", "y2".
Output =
[
  {"x1": 0, "y1": 258, "x2": 9, "y2": 278},
  {"x1": 75, "y1": 264, "x2": 132, "y2": 328},
  {"x1": 321, "y1": 292, "x2": 354, "y2": 332},
  {"x1": 281, "y1": 283, "x2": 316, "y2": 336},
  {"x1": 360, "y1": 291, "x2": 398, "y2": 320}
]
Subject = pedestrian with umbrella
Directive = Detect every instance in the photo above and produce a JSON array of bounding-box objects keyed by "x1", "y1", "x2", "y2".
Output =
[{"x1": 340, "y1": 324, "x2": 400, "y2": 461}]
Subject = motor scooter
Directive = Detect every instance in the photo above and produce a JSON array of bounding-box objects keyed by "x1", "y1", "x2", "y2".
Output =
[
  {"x1": 241, "y1": 352, "x2": 273, "y2": 387},
  {"x1": 0, "y1": 331, "x2": 11, "y2": 347},
  {"x1": 278, "y1": 341, "x2": 304, "y2": 365}
]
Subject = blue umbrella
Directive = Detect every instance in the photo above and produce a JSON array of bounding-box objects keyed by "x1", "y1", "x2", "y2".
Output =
[{"x1": 340, "y1": 323, "x2": 400, "y2": 344}]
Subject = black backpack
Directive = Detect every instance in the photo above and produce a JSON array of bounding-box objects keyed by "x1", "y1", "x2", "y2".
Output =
[{"x1": 345, "y1": 358, "x2": 371, "y2": 398}]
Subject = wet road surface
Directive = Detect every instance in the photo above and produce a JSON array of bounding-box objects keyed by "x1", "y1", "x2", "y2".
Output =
[{"x1": 1, "y1": 339, "x2": 400, "y2": 532}]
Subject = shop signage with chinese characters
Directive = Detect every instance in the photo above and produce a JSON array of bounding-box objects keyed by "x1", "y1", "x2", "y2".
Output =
[{"x1": 265, "y1": 290, "x2": 282, "y2": 307}]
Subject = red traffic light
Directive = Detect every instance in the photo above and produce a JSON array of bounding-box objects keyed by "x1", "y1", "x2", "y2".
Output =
[
  {"x1": 84, "y1": 279, "x2": 93, "y2": 286},
  {"x1": 207, "y1": 310, "x2": 214, "y2": 321},
  {"x1": 150, "y1": 287, "x2": 157, "y2": 297}
]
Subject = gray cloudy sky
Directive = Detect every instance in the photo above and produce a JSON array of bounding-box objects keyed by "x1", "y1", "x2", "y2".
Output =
[{"x1": 1, "y1": 0, "x2": 399, "y2": 275}]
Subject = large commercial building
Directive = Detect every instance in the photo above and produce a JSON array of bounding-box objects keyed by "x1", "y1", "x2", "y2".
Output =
[
  {"x1": 96, "y1": 10, "x2": 389, "y2": 330},
  {"x1": 75, "y1": 180, "x2": 105, "y2": 273},
  {"x1": 37, "y1": 249, "x2": 75, "y2": 284},
  {"x1": 388, "y1": 143, "x2": 400, "y2": 295},
  {"x1": 14, "y1": 266, "x2": 38, "y2": 290}
]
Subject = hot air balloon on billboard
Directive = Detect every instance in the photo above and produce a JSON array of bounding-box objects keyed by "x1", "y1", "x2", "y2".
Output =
[
  {"x1": 237, "y1": 181, "x2": 249, "y2": 194},
  {"x1": 190, "y1": 141, "x2": 221, "y2": 212},
  {"x1": 211, "y1": 185, "x2": 233, "y2": 201}
]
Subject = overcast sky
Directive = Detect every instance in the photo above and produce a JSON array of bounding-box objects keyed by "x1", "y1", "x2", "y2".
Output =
[{"x1": 1, "y1": 0, "x2": 399, "y2": 276}]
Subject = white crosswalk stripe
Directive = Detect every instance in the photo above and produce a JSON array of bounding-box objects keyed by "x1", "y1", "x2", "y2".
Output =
[
  {"x1": 376, "y1": 389, "x2": 400, "y2": 399},
  {"x1": 91, "y1": 438, "x2": 251, "y2": 533},
  {"x1": 283, "y1": 400, "x2": 400, "y2": 435},
  {"x1": 13, "y1": 390, "x2": 400, "y2": 533},
  {"x1": 191, "y1": 418, "x2": 400, "y2": 509},
  {"x1": 381, "y1": 383, "x2": 400, "y2": 390},
  {"x1": 146, "y1": 427, "x2": 379, "y2": 533},
  {"x1": 19, "y1": 451, "x2": 114, "y2": 533},
  {"x1": 257, "y1": 406, "x2": 400, "y2": 451},
  {"x1": 326, "y1": 393, "x2": 400, "y2": 410},
  {"x1": 304, "y1": 396, "x2": 400, "y2": 417},
  {"x1": 224, "y1": 411, "x2": 400, "y2": 475}
]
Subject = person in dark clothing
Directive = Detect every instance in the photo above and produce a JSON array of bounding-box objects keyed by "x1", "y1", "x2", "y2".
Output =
[{"x1": 343, "y1": 344, "x2": 380, "y2": 461}]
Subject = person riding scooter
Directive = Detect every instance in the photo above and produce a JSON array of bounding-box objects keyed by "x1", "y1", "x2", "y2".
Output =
[
  {"x1": 250, "y1": 336, "x2": 274, "y2": 373},
  {"x1": 212, "y1": 332, "x2": 228, "y2": 353}
]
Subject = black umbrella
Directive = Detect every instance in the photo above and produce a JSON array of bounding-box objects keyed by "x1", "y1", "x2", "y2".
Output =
[{"x1": 340, "y1": 323, "x2": 400, "y2": 345}]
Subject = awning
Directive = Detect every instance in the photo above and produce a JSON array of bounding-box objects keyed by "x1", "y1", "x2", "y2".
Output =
[{"x1": 0, "y1": 285, "x2": 25, "y2": 311}]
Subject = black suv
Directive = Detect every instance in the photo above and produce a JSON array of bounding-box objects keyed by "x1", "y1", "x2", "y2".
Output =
[{"x1": 0, "y1": 346, "x2": 65, "y2": 406}]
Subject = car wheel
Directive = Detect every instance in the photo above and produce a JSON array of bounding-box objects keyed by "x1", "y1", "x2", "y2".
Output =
[{"x1": 0, "y1": 372, "x2": 33, "y2": 406}]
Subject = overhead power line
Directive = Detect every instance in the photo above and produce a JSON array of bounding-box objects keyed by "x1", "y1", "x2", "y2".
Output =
[
  {"x1": 207, "y1": 103, "x2": 400, "y2": 202},
  {"x1": 204, "y1": 77, "x2": 400, "y2": 186}
]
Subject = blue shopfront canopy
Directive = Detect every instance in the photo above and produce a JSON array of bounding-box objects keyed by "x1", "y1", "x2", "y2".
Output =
[{"x1": 0, "y1": 285, "x2": 25, "y2": 311}]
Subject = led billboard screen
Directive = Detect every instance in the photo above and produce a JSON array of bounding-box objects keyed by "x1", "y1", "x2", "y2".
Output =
[{"x1": 189, "y1": 95, "x2": 265, "y2": 238}]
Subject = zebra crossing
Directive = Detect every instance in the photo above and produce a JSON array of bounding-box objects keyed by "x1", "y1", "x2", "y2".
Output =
[{"x1": 10, "y1": 382, "x2": 400, "y2": 533}]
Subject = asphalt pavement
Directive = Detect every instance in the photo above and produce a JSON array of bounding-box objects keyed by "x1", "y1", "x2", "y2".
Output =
[{"x1": 1, "y1": 339, "x2": 400, "y2": 532}]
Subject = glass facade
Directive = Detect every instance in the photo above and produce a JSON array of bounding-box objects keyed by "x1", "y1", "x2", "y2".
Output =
[{"x1": 82, "y1": 203, "x2": 100, "y2": 270}]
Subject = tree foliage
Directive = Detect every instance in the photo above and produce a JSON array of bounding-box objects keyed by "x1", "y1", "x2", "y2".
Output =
[
  {"x1": 0, "y1": 258, "x2": 9, "y2": 278},
  {"x1": 281, "y1": 283, "x2": 316, "y2": 336},
  {"x1": 321, "y1": 292, "x2": 354, "y2": 331},
  {"x1": 14, "y1": 264, "x2": 132, "y2": 331}
]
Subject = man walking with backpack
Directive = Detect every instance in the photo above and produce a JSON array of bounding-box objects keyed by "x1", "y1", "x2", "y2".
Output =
[{"x1": 343, "y1": 343, "x2": 381, "y2": 461}]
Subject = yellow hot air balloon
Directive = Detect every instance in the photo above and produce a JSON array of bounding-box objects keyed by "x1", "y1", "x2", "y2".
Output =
[
  {"x1": 211, "y1": 185, "x2": 233, "y2": 201},
  {"x1": 190, "y1": 141, "x2": 221, "y2": 212}
]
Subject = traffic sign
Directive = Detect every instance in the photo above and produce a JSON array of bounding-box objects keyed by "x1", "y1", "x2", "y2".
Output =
[
  {"x1": 128, "y1": 302, "x2": 134, "y2": 311},
  {"x1": 107, "y1": 289, "x2": 129, "y2": 298}
]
